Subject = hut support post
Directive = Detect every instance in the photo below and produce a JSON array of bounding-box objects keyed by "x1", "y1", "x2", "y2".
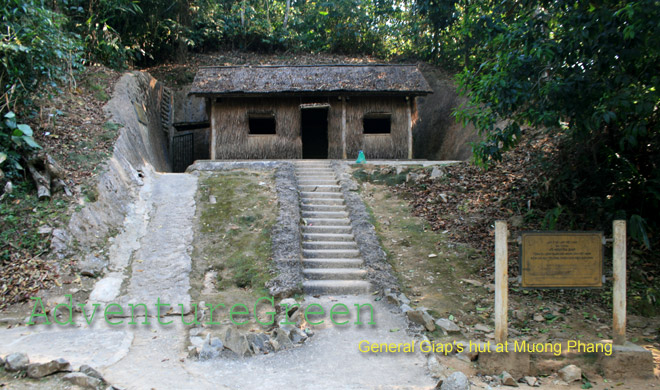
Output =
[
  {"x1": 341, "y1": 97, "x2": 347, "y2": 159},
  {"x1": 407, "y1": 97, "x2": 413, "y2": 159}
]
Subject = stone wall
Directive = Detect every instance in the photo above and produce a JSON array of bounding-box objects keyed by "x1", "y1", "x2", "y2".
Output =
[{"x1": 56, "y1": 72, "x2": 170, "y2": 255}]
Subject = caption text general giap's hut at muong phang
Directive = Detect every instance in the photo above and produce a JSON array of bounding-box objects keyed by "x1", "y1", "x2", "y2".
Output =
[{"x1": 189, "y1": 64, "x2": 432, "y2": 160}]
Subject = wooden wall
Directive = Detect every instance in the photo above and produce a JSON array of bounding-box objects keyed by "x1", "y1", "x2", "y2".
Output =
[{"x1": 211, "y1": 96, "x2": 411, "y2": 160}]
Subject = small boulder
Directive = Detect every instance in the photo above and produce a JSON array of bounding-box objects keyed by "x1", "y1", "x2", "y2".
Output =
[
  {"x1": 80, "y1": 364, "x2": 105, "y2": 381},
  {"x1": 78, "y1": 254, "x2": 106, "y2": 277},
  {"x1": 427, "y1": 354, "x2": 448, "y2": 379},
  {"x1": 455, "y1": 350, "x2": 479, "y2": 362},
  {"x1": 63, "y1": 372, "x2": 102, "y2": 389},
  {"x1": 220, "y1": 327, "x2": 249, "y2": 357},
  {"x1": 500, "y1": 371, "x2": 518, "y2": 387},
  {"x1": 440, "y1": 371, "x2": 470, "y2": 390},
  {"x1": 558, "y1": 364, "x2": 581, "y2": 383},
  {"x1": 431, "y1": 167, "x2": 443, "y2": 179},
  {"x1": 523, "y1": 376, "x2": 539, "y2": 387},
  {"x1": 435, "y1": 318, "x2": 461, "y2": 334},
  {"x1": 27, "y1": 358, "x2": 71, "y2": 378},
  {"x1": 247, "y1": 333, "x2": 271, "y2": 354},
  {"x1": 407, "y1": 310, "x2": 436, "y2": 332},
  {"x1": 474, "y1": 324, "x2": 491, "y2": 333},
  {"x1": 271, "y1": 328, "x2": 293, "y2": 351},
  {"x1": 289, "y1": 327, "x2": 308, "y2": 344},
  {"x1": 5, "y1": 352, "x2": 29, "y2": 372}
]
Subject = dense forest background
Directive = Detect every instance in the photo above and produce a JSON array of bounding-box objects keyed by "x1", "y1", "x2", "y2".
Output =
[{"x1": 1, "y1": 1, "x2": 659, "y2": 262}]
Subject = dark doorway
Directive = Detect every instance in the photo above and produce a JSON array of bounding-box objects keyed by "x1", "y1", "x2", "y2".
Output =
[{"x1": 301, "y1": 107, "x2": 329, "y2": 159}]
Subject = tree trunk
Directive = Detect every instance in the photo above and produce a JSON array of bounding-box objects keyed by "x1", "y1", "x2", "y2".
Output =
[{"x1": 284, "y1": 0, "x2": 291, "y2": 29}]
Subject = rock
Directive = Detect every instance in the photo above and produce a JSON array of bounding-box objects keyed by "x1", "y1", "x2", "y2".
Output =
[
  {"x1": 474, "y1": 324, "x2": 491, "y2": 333},
  {"x1": 455, "y1": 350, "x2": 478, "y2": 362},
  {"x1": 500, "y1": 371, "x2": 518, "y2": 387},
  {"x1": 427, "y1": 354, "x2": 448, "y2": 379},
  {"x1": 440, "y1": 371, "x2": 470, "y2": 390},
  {"x1": 37, "y1": 225, "x2": 53, "y2": 235},
  {"x1": 533, "y1": 313, "x2": 545, "y2": 322},
  {"x1": 199, "y1": 341, "x2": 221, "y2": 360},
  {"x1": 398, "y1": 294, "x2": 411, "y2": 305},
  {"x1": 279, "y1": 298, "x2": 300, "y2": 319},
  {"x1": 63, "y1": 372, "x2": 102, "y2": 389},
  {"x1": 247, "y1": 333, "x2": 271, "y2": 354},
  {"x1": 209, "y1": 195, "x2": 217, "y2": 204},
  {"x1": 27, "y1": 358, "x2": 71, "y2": 378},
  {"x1": 435, "y1": 318, "x2": 461, "y2": 334},
  {"x1": 79, "y1": 254, "x2": 106, "y2": 277},
  {"x1": 628, "y1": 316, "x2": 649, "y2": 329},
  {"x1": 80, "y1": 364, "x2": 105, "y2": 381},
  {"x1": 558, "y1": 364, "x2": 581, "y2": 383},
  {"x1": 189, "y1": 336, "x2": 205, "y2": 349},
  {"x1": 438, "y1": 193, "x2": 448, "y2": 203},
  {"x1": 50, "y1": 228, "x2": 71, "y2": 258},
  {"x1": 461, "y1": 279, "x2": 483, "y2": 287},
  {"x1": 513, "y1": 309, "x2": 527, "y2": 321},
  {"x1": 523, "y1": 376, "x2": 538, "y2": 386},
  {"x1": 271, "y1": 328, "x2": 293, "y2": 351},
  {"x1": 431, "y1": 167, "x2": 443, "y2": 179},
  {"x1": 407, "y1": 310, "x2": 436, "y2": 331},
  {"x1": 220, "y1": 327, "x2": 249, "y2": 357},
  {"x1": 400, "y1": 303, "x2": 413, "y2": 313},
  {"x1": 5, "y1": 352, "x2": 29, "y2": 372},
  {"x1": 289, "y1": 327, "x2": 308, "y2": 344},
  {"x1": 385, "y1": 292, "x2": 402, "y2": 305}
]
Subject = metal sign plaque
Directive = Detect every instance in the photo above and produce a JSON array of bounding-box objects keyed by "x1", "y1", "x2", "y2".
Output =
[{"x1": 520, "y1": 232, "x2": 603, "y2": 288}]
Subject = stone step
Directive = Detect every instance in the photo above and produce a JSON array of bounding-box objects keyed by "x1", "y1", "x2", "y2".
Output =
[
  {"x1": 303, "y1": 249, "x2": 361, "y2": 258},
  {"x1": 296, "y1": 175, "x2": 336, "y2": 180},
  {"x1": 298, "y1": 179, "x2": 338, "y2": 186},
  {"x1": 302, "y1": 218, "x2": 351, "y2": 226},
  {"x1": 300, "y1": 191, "x2": 343, "y2": 199},
  {"x1": 303, "y1": 258, "x2": 363, "y2": 268},
  {"x1": 301, "y1": 199, "x2": 345, "y2": 206},
  {"x1": 302, "y1": 226, "x2": 353, "y2": 234},
  {"x1": 303, "y1": 280, "x2": 371, "y2": 295},
  {"x1": 303, "y1": 268, "x2": 367, "y2": 280},
  {"x1": 301, "y1": 204, "x2": 347, "y2": 212},
  {"x1": 296, "y1": 168, "x2": 334, "y2": 172},
  {"x1": 298, "y1": 185, "x2": 341, "y2": 192},
  {"x1": 302, "y1": 233, "x2": 355, "y2": 242},
  {"x1": 302, "y1": 241, "x2": 358, "y2": 250},
  {"x1": 301, "y1": 211, "x2": 349, "y2": 219}
]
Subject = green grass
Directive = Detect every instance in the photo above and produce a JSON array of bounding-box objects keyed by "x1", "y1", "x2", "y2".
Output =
[
  {"x1": 196, "y1": 172, "x2": 275, "y2": 294},
  {"x1": 0, "y1": 182, "x2": 70, "y2": 262}
]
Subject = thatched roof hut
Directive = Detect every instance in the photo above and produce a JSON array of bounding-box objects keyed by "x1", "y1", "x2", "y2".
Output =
[{"x1": 189, "y1": 64, "x2": 431, "y2": 159}]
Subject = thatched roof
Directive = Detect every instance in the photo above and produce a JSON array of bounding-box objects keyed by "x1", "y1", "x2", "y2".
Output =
[{"x1": 189, "y1": 64, "x2": 432, "y2": 97}]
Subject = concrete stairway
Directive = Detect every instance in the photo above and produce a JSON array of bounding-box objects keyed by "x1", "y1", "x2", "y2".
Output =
[{"x1": 296, "y1": 161, "x2": 371, "y2": 295}]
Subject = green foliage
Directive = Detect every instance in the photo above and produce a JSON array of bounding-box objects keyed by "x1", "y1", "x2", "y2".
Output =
[
  {"x1": 454, "y1": 0, "x2": 660, "y2": 246},
  {"x1": 1, "y1": 0, "x2": 83, "y2": 109},
  {"x1": 0, "y1": 112, "x2": 40, "y2": 178}
]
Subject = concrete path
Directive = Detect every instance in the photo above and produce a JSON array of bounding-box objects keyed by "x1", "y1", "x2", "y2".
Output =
[{"x1": 0, "y1": 169, "x2": 436, "y2": 390}]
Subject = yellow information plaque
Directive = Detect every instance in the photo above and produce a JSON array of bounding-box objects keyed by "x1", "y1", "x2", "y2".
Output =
[{"x1": 520, "y1": 232, "x2": 603, "y2": 288}]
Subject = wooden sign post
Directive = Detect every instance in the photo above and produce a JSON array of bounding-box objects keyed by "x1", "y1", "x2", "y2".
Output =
[
  {"x1": 493, "y1": 219, "x2": 627, "y2": 345},
  {"x1": 613, "y1": 220, "x2": 627, "y2": 345},
  {"x1": 494, "y1": 221, "x2": 508, "y2": 344}
]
